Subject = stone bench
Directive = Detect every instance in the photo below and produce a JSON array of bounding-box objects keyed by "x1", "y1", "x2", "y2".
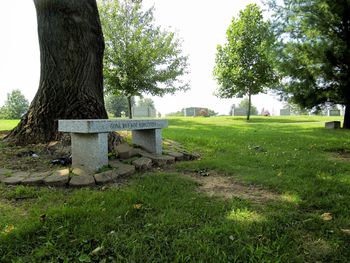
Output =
[{"x1": 58, "y1": 119, "x2": 168, "y2": 171}]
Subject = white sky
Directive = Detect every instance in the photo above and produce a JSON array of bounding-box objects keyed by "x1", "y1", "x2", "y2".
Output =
[{"x1": 0, "y1": 0, "x2": 283, "y2": 115}]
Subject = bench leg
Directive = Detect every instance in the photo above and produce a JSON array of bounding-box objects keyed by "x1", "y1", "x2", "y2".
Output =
[
  {"x1": 132, "y1": 129, "x2": 162, "y2": 154},
  {"x1": 71, "y1": 133, "x2": 108, "y2": 171}
]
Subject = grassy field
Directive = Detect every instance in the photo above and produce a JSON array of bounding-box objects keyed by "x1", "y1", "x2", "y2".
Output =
[
  {"x1": 0, "y1": 119, "x2": 19, "y2": 131},
  {"x1": 1, "y1": 116, "x2": 349, "y2": 262}
]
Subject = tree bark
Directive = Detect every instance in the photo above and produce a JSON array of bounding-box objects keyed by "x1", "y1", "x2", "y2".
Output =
[
  {"x1": 5, "y1": 0, "x2": 108, "y2": 145},
  {"x1": 344, "y1": 103, "x2": 350, "y2": 129},
  {"x1": 247, "y1": 92, "x2": 251, "y2": 121},
  {"x1": 127, "y1": 96, "x2": 133, "y2": 119}
]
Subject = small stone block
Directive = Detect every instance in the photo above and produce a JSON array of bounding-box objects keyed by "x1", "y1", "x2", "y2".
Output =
[
  {"x1": 114, "y1": 163, "x2": 136, "y2": 177},
  {"x1": 69, "y1": 175, "x2": 96, "y2": 187},
  {"x1": 132, "y1": 157, "x2": 153, "y2": 170},
  {"x1": 72, "y1": 167, "x2": 93, "y2": 176},
  {"x1": 44, "y1": 169, "x2": 70, "y2": 186},
  {"x1": 325, "y1": 121, "x2": 341, "y2": 129},
  {"x1": 165, "y1": 152, "x2": 184, "y2": 161},
  {"x1": 115, "y1": 143, "x2": 133, "y2": 159},
  {"x1": 2, "y1": 177, "x2": 24, "y2": 185},
  {"x1": 22, "y1": 171, "x2": 51, "y2": 186},
  {"x1": 94, "y1": 171, "x2": 115, "y2": 185}
]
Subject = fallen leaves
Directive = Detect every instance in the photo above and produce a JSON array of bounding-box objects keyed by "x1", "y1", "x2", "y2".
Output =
[
  {"x1": 2, "y1": 224, "x2": 15, "y2": 235},
  {"x1": 321, "y1": 212, "x2": 333, "y2": 221}
]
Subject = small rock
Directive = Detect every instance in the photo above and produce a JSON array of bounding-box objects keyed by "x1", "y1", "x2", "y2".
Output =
[
  {"x1": 114, "y1": 143, "x2": 134, "y2": 159},
  {"x1": 165, "y1": 151, "x2": 184, "y2": 161},
  {"x1": 112, "y1": 163, "x2": 136, "y2": 177},
  {"x1": 69, "y1": 175, "x2": 96, "y2": 187},
  {"x1": 132, "y1": 157, "x2": 153, "y2": 170},
  {"x1": 72, "y1": 167, "x2": 92, "y2": 176},
  {"x1": 44, "y1": 169, "x2": 70, "y2": 186},
  {"x1": 94, "y1": 171, "x2": 115, "y2": 185},
  {"x1": 181, "y1": 151, "x2": 201, "y2": 161},
  {"x1": 136, "y1": 150, "x2": 175, "y2": 166},
  {"x1": 11, "y1": 171, "x2": 30, "y2": 178}
]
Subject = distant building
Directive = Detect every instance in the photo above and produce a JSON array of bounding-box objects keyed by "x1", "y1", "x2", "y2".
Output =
[
  {"x1": 183, "y1": 107, "x2": 209, "y2": 117},
  {"x1": 132, "y1": 106, "x2": 157, "y2": 118},
  {"x1": 280, "y1": 109, "x2": 291, "y2": 116},
  {"x1": 328, "y1": 109, "x2": 341, "y2": 116},
  {"x1": 231, "y1": 108, "x2": 246, "y2": 116}
]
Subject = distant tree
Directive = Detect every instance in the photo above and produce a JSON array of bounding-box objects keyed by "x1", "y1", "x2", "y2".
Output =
[
  {"x1": 239, "y1": 97, "x2": 258, "y2": 116},
  {"x1": 1, "y1": 90, "x2": 29, "y2": 119},
  {"x1": 208, "y1": 109, "x2": 218, "y2": 116},
  {"x1": 229, "y1": 104, "x2": 235, "y2": 116},
  {"x1": 268, "y1": 0, "x2": 350, "y2": 128},
  {"x1": 137, "y1": 98, "x2": 155, "y2": 109},
  {"x1": 166, "y1": 110, "x2": 184, "y2": 117},
  {"x1": 282, "y1": 101, "x2": 310, "y2": 116},
  {"x1": 105, "y1": 95, "x2": 135, "y2": 118},
  {"x1": 213, "y1": 4, "x2": 277, "y2": 120},
  {"x1": 98, "y1": 0, "x2": 189, "y2": 119}
]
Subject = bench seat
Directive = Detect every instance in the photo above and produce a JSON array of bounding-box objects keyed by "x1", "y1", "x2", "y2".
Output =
[{"x1": 58, "y1": 119, "x2": 168, "y2": 171}]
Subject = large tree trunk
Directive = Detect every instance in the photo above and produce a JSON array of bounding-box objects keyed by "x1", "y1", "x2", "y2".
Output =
[
  {"x1": 344, "y1": 103, "x2": 350, "y2": 129},
  {"x1": 5, "y1": 0, "x2": 108, "y2": 145}
]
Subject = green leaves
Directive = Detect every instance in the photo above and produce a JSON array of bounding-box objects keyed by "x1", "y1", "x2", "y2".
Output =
[
  {"x1": 268, "y1": 0, "x2": 350, "y2": 115},
  {"x1": 0, "y1": 90, "x2": 29, "y2": 119},
  {"x1": 98, "y1": 0, "x2": 189, "y2": 100},
  {"x1": 213, "y1": 4, "x2": 276, "y2": 100}
]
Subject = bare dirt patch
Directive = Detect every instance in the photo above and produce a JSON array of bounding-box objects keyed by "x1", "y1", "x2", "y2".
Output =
[
  {"x1": 327, "y1": 148, "x2": 350, "y2": 162},
  {"x1": 184, "y1": 171, "x2": 280, "y2": 203}
]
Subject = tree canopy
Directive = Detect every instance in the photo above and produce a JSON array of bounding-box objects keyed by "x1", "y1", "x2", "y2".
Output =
[
  {"x1": 105, "y1": 94, "x2": 135, "y2": 118},
  {"x1": 213, "y1": 4, "x2": 276, "y2": 120},
  {"x1": 137, "y1": 98, "x2": 155, "y2": 109},
  {"x1": 0, "y1": 90, "x2": 29, "y2": 119},
  {"x1": 268, "y1": 0, "x2": 350, "y2": 128},
  {"x1": 98, "y1": 0, "x2": 189, "y2": 118}
]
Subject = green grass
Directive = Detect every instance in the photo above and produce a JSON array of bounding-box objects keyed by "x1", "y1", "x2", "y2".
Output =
[
  {"x1": 1, "y1": 116, "x2": 349, "y2": 262},
  {"x1": 0, "y1": 119, "x2": 19, "y2": 131}
]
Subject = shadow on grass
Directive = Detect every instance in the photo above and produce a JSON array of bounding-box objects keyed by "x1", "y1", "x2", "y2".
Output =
[{"x1": 1, "y1": 173, "x2": 348, "y2": 262}]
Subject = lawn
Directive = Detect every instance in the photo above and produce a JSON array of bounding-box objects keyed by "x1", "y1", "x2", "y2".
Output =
[
  {"x1": 0, "y1": 119, "x2": 19, "y2": 131},
  {"x1": 0, "y1": 116, "x2": 349, "y2": 262}
]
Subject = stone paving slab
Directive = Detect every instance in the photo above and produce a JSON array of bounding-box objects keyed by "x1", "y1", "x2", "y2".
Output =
[
  {"x1": 132, "y1": 157, "x2": 152, "y2": 170},
  {"x1": 139, "y1": 152, "x2": 175, "y2": 166},
  {"x1": 94, "y1": 171, "x2": 114, "y2": 185},
  {"x1": 2, "y1": 176, "x2": 24, "y2": 186},
  {"x1": 110, "y1": 161, "x2": 136, "y2": 177},
  {"x1": 69, "y1": 175, "x2": 96, "y2": 187},
  {"x1": 21, "y1": 172, "x2": 47, "y2": 185},
  {"x1": 12, "y1": 171, "x2": 30, "y2": 178},
  {"x1": 164, "y1": 151, "x2": 184, "y2": 161},
  {"x1": 44, "y1": 169, "x2": 70, "y2": 186},
  {"x1": 0, "y1": 168, "x2": 12, "y2": 176}
]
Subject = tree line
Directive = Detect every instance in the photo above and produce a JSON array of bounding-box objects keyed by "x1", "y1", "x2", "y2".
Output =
[
  {"x1": 214, "y1": 1, "x2": 349, "y2": 126},
  {"x1": 3, "y1": 0, "x2": 350, "y2": 145}
]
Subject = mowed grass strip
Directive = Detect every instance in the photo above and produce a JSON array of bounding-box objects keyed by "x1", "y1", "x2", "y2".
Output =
[
  {"x1": 0, "y1": 119, "x2": 19, "y2": 131},
  {"x1": 0, "y1": 116, "x2": 349, "y2": 262}
]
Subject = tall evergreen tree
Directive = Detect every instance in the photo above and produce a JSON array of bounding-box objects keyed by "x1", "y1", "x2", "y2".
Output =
[{"x1": 269, "y1": 0, "x2": 350, "y2": 128}]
